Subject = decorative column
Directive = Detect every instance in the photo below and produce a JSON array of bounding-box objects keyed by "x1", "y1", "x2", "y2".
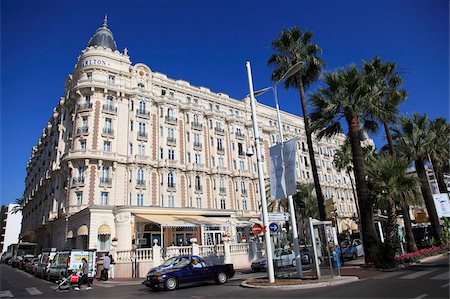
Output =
[{"x1": 115, "y1": 211, "x2": 133, "y2": 251}]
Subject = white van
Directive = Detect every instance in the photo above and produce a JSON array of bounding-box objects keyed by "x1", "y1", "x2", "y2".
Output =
[{"x1": 48, "y1": 250, "x2": 96, "y2": 282}]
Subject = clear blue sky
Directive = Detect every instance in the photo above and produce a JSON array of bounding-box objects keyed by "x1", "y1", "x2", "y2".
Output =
[{"x1": 1, "y1": 0, "x2": 448, "y2": 205}]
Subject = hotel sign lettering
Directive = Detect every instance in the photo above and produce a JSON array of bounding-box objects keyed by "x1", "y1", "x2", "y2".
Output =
[{"x1": 81, "y1": 59, "x2": 110, "y2": 67}]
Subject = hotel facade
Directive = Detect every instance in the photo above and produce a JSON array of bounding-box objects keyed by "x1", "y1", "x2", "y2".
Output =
[{"x1": 21, "y1": 19, "x2": 361, "y2": 255}]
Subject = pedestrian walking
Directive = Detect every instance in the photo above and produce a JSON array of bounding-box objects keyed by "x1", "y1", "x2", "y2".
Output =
[
  {"x1": 74, "y1": 258, "x2": 91, "y2": 291},
  {"x1": 102, "y1": 254, "x2": 111, "y2": 281},
  {"x1": 108, "y1": 254, "x2": 115, "y2": 280}
]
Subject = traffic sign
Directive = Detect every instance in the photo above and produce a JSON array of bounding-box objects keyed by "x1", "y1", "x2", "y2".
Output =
[
  {"x1": 251, "y1": 223, "x2": 263, "y2": 235},
  {"x1": 269, "y1": 222, "x2": 279, "y2": 233},
  {"x1": 268, "y1": 213, "x2": 289, "y2": 221}
]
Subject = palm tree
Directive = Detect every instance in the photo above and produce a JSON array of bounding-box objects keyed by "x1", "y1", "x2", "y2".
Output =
[
  {"x1": 429, "y1": 118, "x2": 450, "y2": 193},
  {"x1": 368, "y1": 156, "x2": 420, "y2": 265},
  {"x1": 293, "y1": 182, "x2": 319, "y2": 220},
  {"x1": 10, "y1": 197, "x2": 24, "y2": 214},
  {"x1": 309, "y1": 65, "x2": 388, "y2": 265},
  {"x1": 392, "y1": 113, "x2": 442, "y2": 244},
  {"x1": 362, "y1": 57, "x2": 418, "y2": 252},
  {"x1": 268, "y1": 27, "x2": 327, "y2": 221}
]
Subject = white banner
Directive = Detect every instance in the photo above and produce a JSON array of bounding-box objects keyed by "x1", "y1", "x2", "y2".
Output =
[
  {"x1": 269, "y1": 138, "x2": 298, "y2": 199},
  {"x1": 433, "y1": 193, "x2": 450, "y2": 218}
]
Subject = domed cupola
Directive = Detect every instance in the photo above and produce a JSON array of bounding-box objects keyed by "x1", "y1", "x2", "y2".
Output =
[{"x1": 87, "y1": 15, "x2": 117, "y2": 51}]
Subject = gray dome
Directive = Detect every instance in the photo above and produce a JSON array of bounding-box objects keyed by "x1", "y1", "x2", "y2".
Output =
[{"x1": 87, "y1": 16, "x2": 117, "y2": 51}]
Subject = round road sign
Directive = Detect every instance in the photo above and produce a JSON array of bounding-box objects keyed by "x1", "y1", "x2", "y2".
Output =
[
  {"x1": 269, "y1": 222, "x2": 279, "y2": 233},
  {"x1": 251, "y1": 223, "x2": 263, "y2": 234}
]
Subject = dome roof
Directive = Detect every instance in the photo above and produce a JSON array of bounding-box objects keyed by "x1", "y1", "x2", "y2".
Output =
[{"x1": 87, "y1": 16, "x2": 117, "y2": 51}]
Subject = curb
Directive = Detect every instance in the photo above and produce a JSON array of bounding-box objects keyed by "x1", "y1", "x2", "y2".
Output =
[
  {"x1": 418, "y1": 253, "x2": 448, "y2": 263},
  {"x1": 240, "y1": 276, "x2": 359, "y2": 290}
]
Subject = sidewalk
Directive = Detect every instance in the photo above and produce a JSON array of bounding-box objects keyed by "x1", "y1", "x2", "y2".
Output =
[{"x1": 97, "y1": 278, "x2": 143, "y2": 285}]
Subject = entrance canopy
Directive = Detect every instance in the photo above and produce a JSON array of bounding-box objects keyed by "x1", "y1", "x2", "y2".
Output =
[{"x1": 135, "y1": 214, "x2": 229, "y2": 228}]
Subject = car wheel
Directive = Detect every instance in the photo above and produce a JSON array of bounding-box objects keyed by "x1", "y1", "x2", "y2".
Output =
[
  {"x1": 215, "y1": 272, "x2": 228, "y2": 285},
  {"x1": 164, "y1": 277, "x2": 178, "y2": 291},
  {"x1": 352, "y1": 253, "x2": 357, "y2": 260},
  {"x1": 292, "y1": 259, "x2": 296, "y2": 267}
]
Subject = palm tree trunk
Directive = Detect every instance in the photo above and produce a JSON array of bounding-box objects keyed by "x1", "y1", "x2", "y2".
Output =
[
  {"x1": 296, "y1": 74, "x2": 326, "y2": 221},
  {"x1": 384, "y1": 202, "x2": 398, "y2": 265},
  {"x1": 347, "y1": 169, "x2": 359, "y2": 216},
  {"x1": 415, "y1": 158, "x2": 442, "y2": 244},
  {"x1": 401, "y1": 202, "x2": 418, "y2": 252},
  {"x1": 431, "y1": 159, "x2": 448, "y2": 193},
  {"x1": 383, "y1": 121, "x2": 418, "y2": 252},
  {"x1": 347, "y1": 115, "x2": 381, "y2": 265}
]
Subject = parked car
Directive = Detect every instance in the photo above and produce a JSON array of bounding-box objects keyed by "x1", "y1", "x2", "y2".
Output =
[
  {"x1": 35, "y1": 249, "x2": 57, "y2": 279},
  {"x1": 18, "y1": 254, "x2": 35, "y2": 270},
  {"x1": 143, "y1": 255, "x2": 235, "y2": 291},
  {"x1": 0, "y1": 252, "x2": 12, "y2": 264},
  {"x1": 340, "y1": 239, "x2": 364, "y2": 260},
  {"x1": 251, "y1": 248, "x2": 310, "y2": 272},
  {"x1": 48, "y1": 250, "x2": 96, "y2": 282},
  {"x1": 25, "y1": 257, "x2": 39, "y2": 274}
]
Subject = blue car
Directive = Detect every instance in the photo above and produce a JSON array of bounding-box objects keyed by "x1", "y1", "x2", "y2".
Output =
[
  {"x1": 143, "y1": 255, "x2": 235, "y2": 291},
  {"x1": 340, "y1": 239, "x2": 364, "y2": 260}
]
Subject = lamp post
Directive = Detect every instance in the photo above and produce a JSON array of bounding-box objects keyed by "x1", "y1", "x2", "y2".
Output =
[
  {"x1": 251, "y1": 61, "x2": 304, "y2": 278},
  {"x1": 246, "y1": 61, "x2": 275, "y2": 283}
]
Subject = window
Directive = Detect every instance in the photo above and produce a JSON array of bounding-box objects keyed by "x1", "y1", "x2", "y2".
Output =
[
  {"x1": 193, "y1": 133, "x2": 200, "y2": 144},
  {"x1": 187, "y1": 152, "x2": 191, "y2": 163},
  {"x1": 168, "y1": 128, "x2": 174, "y2": 139},
  {"x1": 100, "y1": 192, "x2": 109, "y2": 205},
  {"x1": 76, "y1": 192, "x2": 83, "y2": 205},
  {"x1": 98, "y1": 234, "x2": 110, "y2": 251},
  {"x1": 80, "y1": 140, "x2": 86, "y2": 150},
  {"x1": 106, "y1": 96, "x2": 114, "y2": 108},
  {"x1": 102, "y1": 166, "x2": 110, "y2": 179},
  {"x1": 186, "y1": 132, "x2": 190, "y2": 142},
  {"x1": 219, "y1": 157, "x2": 224, "y2": 167},
  {"x1": 196, "y1": 197, "x2": 202, "y2": 208},
  {"x1": 220, "y1": 198, "x2": 226, "y2": 209},
  {"x1": 137, "y1": 194, "x2": 144, "y2": 206},
  {"x1": 160, "y1": 126, "x2": 163, "y2": 137},
  {"x1": 129, "y1": 120, "x2": 133, "y2": 131},
  {"x1": 103, "y1": 141, "x2": 111, "y2": 152},
  {"x1": 238, "y1": 143, "x2": 243, "y2": 155},
  {"x1": 167, "y1": 107, "x2": 174, "y2": 117},
  {"x1": 130, "y1": 100, "x2": 134, "y2": 111},
  {"x1": 138, "y1": 83, "x2": 145, "y2": 90},
  {"x1": 211, "y1": 156, "x2": 215, "y2": 167},
  {"x1": 138, "y1": 122, "x2": 146, "y2": 134},
  {"x1": 240, "y1": 160, "x2": 245, "y2": 171},
  {"x1": 108, "y1": 75, "x2": 115, "y2": 84},
  {"x1": 139, "y1": 101, "x2": 146, "y2": 113},
  {"x1": 160, "y1": 148, "x2": 163, "y2": 159},
  {"x1": 129, "y1": 143, "x2": 133, "y2": 155},
  {"x1": 161, "y1": 89, "x2": 166, "y2": 96},
  {"x1": 77, "y1": 166, "x2": 85, "y2": 179},
  {"x1": 195, "y1": 175, "x2": 201, "y2": 191},
  {"x1": 168, "y1": 172, "x2": 175, "y2": 187},
  {"x1": 242, "y1": 199, "x2": 248, "y2": 210},
  {"x1": 241, "y1": 181, "x2": 247, "y2": 194},
  {"x1": 168, "y1": 149, "x2": 175, "y2": 160},
  {"x1": 195, "y1": 154, "x2": 201, "y2": 164},
  {"x1": 138, "y1": 144, "x2": 145, "y2": 156},
  {"x1": 160, "y1": 106, "x2": 164, "y2": 117},
  {"x1": 193, "y1": 114, "x2": 199, "y2": 124},
  {"x1": 217, "y1": 138, "x2": 223, "y2": 150},
  {"x1": 82, "y1": 116, "x2": 88, "y2": 127},
  {"x1": 86, "y1": 72, "x2": 92, "y2": 80},
  {"x1": 168, "y1": 195, "x2": 175, "y2": 207},
  {"x1": 160, "y1": 173, "x2": 163, "y2": 186},
  {"x1": 137, "y1": 168, "x2": 145, "y2": 182}
]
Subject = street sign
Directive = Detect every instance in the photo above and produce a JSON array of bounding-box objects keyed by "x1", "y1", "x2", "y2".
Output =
[
  {"x1": 268, "y1": 213, "x2": 289, "y2": 221},
  {"x1": 269, "y1": 222, "x2": 279, "y2": 233},
  {"x1": 251, "y1": 223, "x2": 263, "y2": 235},
  {"x1": 433, "y1": 193, "x2": 450, "y2": 218}
]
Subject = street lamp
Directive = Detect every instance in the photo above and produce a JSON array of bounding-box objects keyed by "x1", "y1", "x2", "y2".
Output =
[{"x1": 250, "y1": 61, "x2": 305, "y2": 278}]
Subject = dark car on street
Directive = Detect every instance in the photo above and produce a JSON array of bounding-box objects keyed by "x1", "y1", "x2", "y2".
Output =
[{"x1": 143, "y1": 255, "x2": 235, "y2": 291}]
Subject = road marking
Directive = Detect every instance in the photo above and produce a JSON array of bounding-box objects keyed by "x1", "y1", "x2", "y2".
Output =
[
  {"x1": 441, "y1": 282, "x2": 449, "y2": 288},
  {"x1": 373, "y1": 271, "x2": 408, "y2": 279},
  {"x1": 430, "y1": 272, "x2": 449, "y2": 280},
  {"x1": 400, "y1": 270, "x2": 433, "y2": 279},
  {"x1": 0, "y1": 290, "x2": 14, "y2": 298},
  {"x1": 25, "y1": 287, "x2": 42, "y2": 295},
  {"x1": 413, "y1": 294, "x2": 428, "y2": 299}
]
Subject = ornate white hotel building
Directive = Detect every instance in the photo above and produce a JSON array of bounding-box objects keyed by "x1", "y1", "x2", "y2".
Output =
[{"x1": 21, "y1": 19, "x2": 361, "y2": 253}]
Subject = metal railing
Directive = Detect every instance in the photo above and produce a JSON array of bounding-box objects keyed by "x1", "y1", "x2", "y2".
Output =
[
  {"x1": 191, "y1": 122, "x2": 203, "y2": 130},
  {"x1": 100, "y1": 177, "x2": 112, "y2": 186},
  {"x1": 165, "y1": 116, "x2": 177, "y2": 125},
  {"x1": 72, "y1": 177, "x2": 85, "y2": 186},
  {"x1": 102, "y1": 104, "x2": 117, "y2": 113},
  {"x1": 76, "y1": 126, "x2": 89, "y2": 135}
]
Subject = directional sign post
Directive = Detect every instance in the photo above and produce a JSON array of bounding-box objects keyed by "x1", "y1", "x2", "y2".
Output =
[{"x1": 269, "y1": 222, "x2": 279, "y2": 234}]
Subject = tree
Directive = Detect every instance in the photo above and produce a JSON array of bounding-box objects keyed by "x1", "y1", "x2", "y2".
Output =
[
  {"x1": 392, "y1": 113, "x2": 442, "y2": 244},
  {"x1": 429, "y1": 118, "x2": 450, "y2": 193},
  {"x1": 268, "y1": 27, "x2": 327, "y2": 221},
  {"x1": 10, "y1": 197, "x2": 24, "y2": 214},
  {"x1": 309, "y1": 65, "x2": 387, "y2": 265},
  {"x1": 368, "y1": 156, "x2": 420, "y2": 265},
  {"x1": 363, "y1": 56, "x2": 418, "y2": 252}
]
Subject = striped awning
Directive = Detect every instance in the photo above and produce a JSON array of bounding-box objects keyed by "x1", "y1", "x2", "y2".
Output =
[
  {"x1": 135, "y1": 214, "x2": 230, "y2": 228},
  {"x1": 98, "y1": 224, "x2": 111, "y2": 235},
  {"x1": 67, "y1": 230, "x2": 74, "y2": 239},
  {"x1": 77, "y1": 225, "x2": 89, "y2": 236}
]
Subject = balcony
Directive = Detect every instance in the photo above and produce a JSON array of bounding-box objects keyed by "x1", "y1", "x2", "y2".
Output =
[
  {"x1": 217, "y1": 147, "x2": 225, "y2": 154},
  {"x1": 136, "y1": 179, "x2": 146, "y2": 189},
  {"x1": 167, "y1": 137, "x2": 176, "y2": 146},
  {"x1": 137, "y1": 131, "x2": 148, "y2": 141},
  {"x1": 72, "y1": 177, "x2": 85, "y2": 187},
  {"x1": 77, "y1": 103, "x2": 92, "y2": 112},
  {"x1": 167, "y1": 183, "x2": 176, "y2": 192},
  {"x1": 191, "y1": 122, "x2": 203, "y2": 130},
  {"x1": 165, "y1": 116, "x2": 178, "y2": 125},
  {"x1": 76, "y1": 126, "x2": 89, "y2": 136},
  {"x1": 102, "y1": 104, "x2": 117, "y2": 114},
  {"x1": 195, "y1": 186, "x2": 203, "y2": 194},
  {"x1": 214, "y1": 127, "x2": 225, "y2": 135},
  {"x1": 102, "y1": 128, "x2": 114, "y2": 137},
  {"x1": 219, "y1": 187, "x2": 227, "y2": 195},
  {"x1": 236, "y1": 132, "x2": 245, "y2": 139},
  {"x1": 99, "y1": 177, "x2": 112, "y2": 187},
  {"x1": 136, "y1": 109, "x2": 150, "y2": 119},
  {"x1": 193, "y1": 142, "x2": 202, "y2": 151}
]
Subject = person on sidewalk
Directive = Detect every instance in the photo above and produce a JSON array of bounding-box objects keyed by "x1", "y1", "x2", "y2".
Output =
[
  {"x1": 108, "y1": 254, "x2": 115, "y2": 280},
  {"x1": 74, "y1": 258, "x2": 91, "y2": 291},
  {"x1": 102, "y1": 254, "x2": 111, "y2": 281}
]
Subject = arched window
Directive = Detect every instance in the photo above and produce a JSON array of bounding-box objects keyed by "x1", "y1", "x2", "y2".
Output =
[
  {"x1": 167, "y1": 107, "x2": 174, "y2": 117},
  {"x1": 137, "y1": 168, "x2": 145, "y2": 181},
  {"x1": 195, "y1": 175, "x2": 201, "y2": 191},
  {"x1": 139, "y1": 100, "x2": 146, "y2": 113},
  {"x1": 193, "y1": 114, "x2": 199, "y2": 124},
  {"x1": 168, "y1": 172, "x2": 174, "y2": 187}
]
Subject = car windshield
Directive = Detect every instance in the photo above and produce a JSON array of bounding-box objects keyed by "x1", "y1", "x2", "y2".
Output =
[
  {"x1": 340, "y1": 240, "x2": 351, "y2": 248},
  {"x1": 172, "y1": 257, "x2": 191, "y2": 269},
  {"x1": 161, "y1": 257, "x2": 178, "y2": 267}
]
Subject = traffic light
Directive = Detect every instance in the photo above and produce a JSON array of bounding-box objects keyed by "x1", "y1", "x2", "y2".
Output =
[{"x1": 325, "y1": 198, "x2": 337, "y2": 220}]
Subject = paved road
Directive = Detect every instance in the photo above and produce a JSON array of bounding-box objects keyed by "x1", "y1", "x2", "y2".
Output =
[{"x1": 1, "y1": 256, "x2": 448, "y2": 298}]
